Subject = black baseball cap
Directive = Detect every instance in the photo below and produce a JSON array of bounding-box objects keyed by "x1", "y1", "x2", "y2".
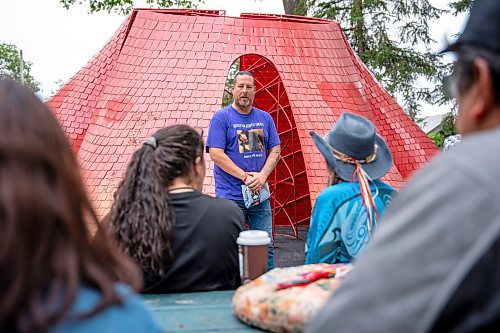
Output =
[{"x1": 442, "y1": 0, "x2": 500, "y2": 53}]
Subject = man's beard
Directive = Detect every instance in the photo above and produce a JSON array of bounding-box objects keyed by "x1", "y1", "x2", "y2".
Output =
[{"x1": 235, "y1": 97, "x2": 253, "y2": 108}]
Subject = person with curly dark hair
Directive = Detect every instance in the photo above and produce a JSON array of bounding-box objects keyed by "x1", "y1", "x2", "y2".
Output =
[
  {"x1": 107, "y1": 124, "x2": 245, "y2": 293},
  {"x1": 0, "y1": 78, "x2": 163, "y2": 333}
]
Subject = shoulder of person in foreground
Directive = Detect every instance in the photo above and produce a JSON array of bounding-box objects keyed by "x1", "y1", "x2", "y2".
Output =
[
  {"x1": 50, "y1": 283, "x2": 163, "y2": 333},
  {"x1": 201, "y1": 193, "x2": 245, "y2": 227},
  {"x1": 306, "y1": 129, "x2": 500, "y2": 333}
]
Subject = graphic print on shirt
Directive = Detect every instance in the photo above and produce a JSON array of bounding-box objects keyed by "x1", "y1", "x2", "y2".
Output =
[{"x1": 237, "y1": 129, "x2": 264, "y2": 153}]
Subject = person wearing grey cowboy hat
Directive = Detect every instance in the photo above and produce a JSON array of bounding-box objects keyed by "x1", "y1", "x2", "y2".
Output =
[
  {"x1": 309, "y1": 112, "x2": 393, "y2": 182},
  {"x1": 305, "y1": 112, "x2": 396, "y2": 265},
  {"x1": 307, "y1": 1, "x2": 500, "y2": 332}
]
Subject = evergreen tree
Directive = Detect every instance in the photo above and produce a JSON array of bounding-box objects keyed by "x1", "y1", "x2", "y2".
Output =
[
  {"x1": 59, "y1": 0, "x2": 201, "y2": 14},
  {"x1": 282, "y1": 0, "x2": 308, "y2": 15},
  {"x1": 428, "y1": 112, "x2": 456, "y2": 148},
  {"x1": 311, "y1": 0, "x2": 445, "y2": 119},
  {"x1": 282, "y1": 0, "x2": 472, "y2": 120},
  {"x1": 0, "y1": 43, "x2": 40, "y2": 93}
]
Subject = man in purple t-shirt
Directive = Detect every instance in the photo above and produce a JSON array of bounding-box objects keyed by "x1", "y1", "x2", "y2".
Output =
[{"x1": 206, "y1": 71, "x2": 281, "y2": 270}]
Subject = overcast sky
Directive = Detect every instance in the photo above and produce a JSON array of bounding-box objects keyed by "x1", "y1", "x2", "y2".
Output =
[{"x1": 0, "y1": 0, "x2": 465, "y2": 116}]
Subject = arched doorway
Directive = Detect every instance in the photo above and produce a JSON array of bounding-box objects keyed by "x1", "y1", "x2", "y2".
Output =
[{"x1": 222, "y1": 54, "x2": 311, "y2": 238}]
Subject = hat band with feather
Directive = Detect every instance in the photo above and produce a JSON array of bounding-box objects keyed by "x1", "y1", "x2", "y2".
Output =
[
  {"x1": 331, "y1": 144, "x2": 378, "y2": 165},
  {"x1": 326, "y1": 140, "x2": 380, "y2": 239}
]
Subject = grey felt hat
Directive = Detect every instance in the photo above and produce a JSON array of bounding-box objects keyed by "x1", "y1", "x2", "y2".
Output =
[
  {"x1": 442, "y1": 0, "x2": 500, "y2": 53},
  {"x1": 310, "y1": 112, "x2": 393, "y2": 182}
]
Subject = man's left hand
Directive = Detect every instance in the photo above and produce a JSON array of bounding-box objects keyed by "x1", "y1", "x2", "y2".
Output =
[{"x1": 246, "y1": 171, "x2": 267, "y2": 192}]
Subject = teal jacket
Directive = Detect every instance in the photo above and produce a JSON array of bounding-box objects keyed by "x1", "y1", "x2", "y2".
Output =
[{"x1": 305, "y1": 180, "x2": 396, "y2": 264}]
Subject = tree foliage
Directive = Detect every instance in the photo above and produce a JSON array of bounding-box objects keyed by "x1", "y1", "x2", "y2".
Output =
[
  {"x1": 449, "y1": 0, "x2": 472, "y2": 15},
  {"x1": 59, "y1": 0, "x2": 201, "y2": 14},
  {"x1": 282, "y1": 0, "x2": 308, "y2": 16},
  {"x1": 427, "y1": 112, "x2": 456, "y2": 148},
  {"x1": 308, "y1": 0, "x2": 448, "y2": 119},
  {"x1": 282, "y1": 0, "x2": 471, "y2": 120},
  {"x1": 221, "y1": 59, "x2": 240, "y2": 108},
  {"x1": 51, "y1": 79, "x2": 66, "y2": 96},
  {"x1": 0, "y1": 42, "x2": 40, "y2": 93}
]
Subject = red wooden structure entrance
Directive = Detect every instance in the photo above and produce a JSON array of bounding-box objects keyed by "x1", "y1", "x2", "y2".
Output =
[{"x1": 48, "y1": 9, "x2": 438, "y2": 235}]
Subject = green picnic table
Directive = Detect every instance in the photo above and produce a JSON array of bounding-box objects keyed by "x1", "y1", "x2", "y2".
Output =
[{"x1": 142, "y1": 290, "x2": 262, "y2": 332}]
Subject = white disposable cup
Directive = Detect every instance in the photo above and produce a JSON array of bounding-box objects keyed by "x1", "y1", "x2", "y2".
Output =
[{"x1": 237, "y1": 230, "x2": 271, "y2": 284}]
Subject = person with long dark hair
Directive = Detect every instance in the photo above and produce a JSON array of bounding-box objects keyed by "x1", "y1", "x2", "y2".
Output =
[
  {"x1": 107, "y1": 124, "x2": 245, "y2": 293},
  {"x1": 0, "y1": 78, "x2": 162, "y2": 333}
]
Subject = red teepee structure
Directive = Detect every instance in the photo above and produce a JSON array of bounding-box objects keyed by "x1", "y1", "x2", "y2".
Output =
[{"x1": 48, "y1": 9, "x2": 437, "y2": 236}]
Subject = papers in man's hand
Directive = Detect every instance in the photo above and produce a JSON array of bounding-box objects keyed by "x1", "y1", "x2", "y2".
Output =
[{"x1": 241, "y1": 182, "x2": 270, "y2": 209}]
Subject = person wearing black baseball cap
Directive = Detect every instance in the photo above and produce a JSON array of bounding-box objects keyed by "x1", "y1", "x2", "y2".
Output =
[{"x1": 307, "y1": 1, "x2": 500, "y2": 332}]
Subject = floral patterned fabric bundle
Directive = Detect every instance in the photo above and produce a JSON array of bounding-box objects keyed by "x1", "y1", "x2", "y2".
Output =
[{"x1": 232, "y1": 263, "x2": 353, "y2": 333}]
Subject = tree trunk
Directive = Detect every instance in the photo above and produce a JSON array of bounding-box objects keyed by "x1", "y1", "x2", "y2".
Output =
[
  {"x1": 282, "y1": 0, "x2": 307, "y2": 15},
  {"x1": 351, "y1": 0, "x2": 366, "y2": 53}
]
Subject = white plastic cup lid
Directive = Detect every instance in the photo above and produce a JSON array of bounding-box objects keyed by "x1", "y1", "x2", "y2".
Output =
[{"x1": 236, "y1": 230, "x2": 271, "y2": 246}]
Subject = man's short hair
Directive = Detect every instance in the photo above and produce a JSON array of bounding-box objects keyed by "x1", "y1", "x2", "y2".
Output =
[
  {"x1": 233, "y1": 71, "x2": 254, "y2": 84},
  {"x1": 453, "y1": 45, "x2": 500, "y2": 105}
]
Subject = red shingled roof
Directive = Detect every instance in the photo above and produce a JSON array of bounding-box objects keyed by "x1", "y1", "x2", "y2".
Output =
[{"x1": 48, "y1": 9, "x2": 438, "y2": 235}]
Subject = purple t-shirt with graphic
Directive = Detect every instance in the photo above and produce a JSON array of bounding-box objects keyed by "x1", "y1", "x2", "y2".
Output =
[{"x1": 206, "y1": 105, "x2": 280, "y2": 200}]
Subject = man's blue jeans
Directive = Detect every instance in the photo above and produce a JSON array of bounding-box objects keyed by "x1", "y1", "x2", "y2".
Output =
[{"x1": 234, "y1": 199, "x2": 274, "y2": 271}]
